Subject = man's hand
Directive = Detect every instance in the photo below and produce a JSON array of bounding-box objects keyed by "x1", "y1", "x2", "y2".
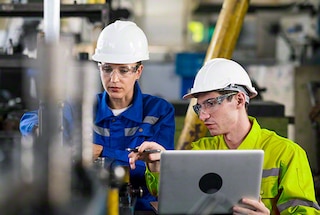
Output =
[
  {"x1": 233, "y1": 197, "x2": 270, "y2": 215},
  {"x1": 93, "y1": 143, "x2": 103, "y2": 160},
  {"x1": 128, "y1": 141, "x2": 165, "y2": 171}
]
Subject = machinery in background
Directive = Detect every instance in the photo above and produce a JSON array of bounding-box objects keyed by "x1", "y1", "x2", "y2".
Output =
[
  {"x1": 0, "y1": 39, "x2": 139, "y2": 214},
  {"x1": 308, "y1": 81, "x2": 320, "y2": 203},
  {"x1": 0, "y1": 1, "x2": 137, "y2": 213},
  {"x1": 308, "y1": 81, "x2": 320, "y2": 170}
]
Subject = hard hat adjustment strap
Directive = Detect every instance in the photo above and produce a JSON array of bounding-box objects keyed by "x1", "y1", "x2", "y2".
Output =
[{"x1": 220, "y1": 84, "x2": 250, "y2": 104}]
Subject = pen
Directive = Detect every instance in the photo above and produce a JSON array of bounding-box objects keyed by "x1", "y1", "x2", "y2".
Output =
[
  {"x1": 144, "y1": 149, "x2": 162, "y2": 153},
  {"x1": 126, "y1": 148, "x2": 161, "y2": 153},
  {"x1": 126, "y1": 148, "x2": 139, "y2": 153}
]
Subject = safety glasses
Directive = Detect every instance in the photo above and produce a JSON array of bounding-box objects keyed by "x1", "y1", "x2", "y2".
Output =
[
  {"x1": 193, "y1": 92, "x2": 237, "y2": 115},
  {"x1": 98, "y1": 63, "x2": 141, "y2": 78}
]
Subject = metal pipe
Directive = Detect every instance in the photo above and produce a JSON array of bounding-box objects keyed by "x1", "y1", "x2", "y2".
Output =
[
  {"x1": 81, "y1": 61, "x2": 100, "y2": 167},
  {"x1": 44, "y1": 0, "x2": 60, "y2": 43}
]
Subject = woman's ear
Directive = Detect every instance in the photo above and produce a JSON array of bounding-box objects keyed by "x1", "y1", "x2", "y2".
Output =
[{"x1": 136, "y1": 64, "x2": 143, "y2": 79}]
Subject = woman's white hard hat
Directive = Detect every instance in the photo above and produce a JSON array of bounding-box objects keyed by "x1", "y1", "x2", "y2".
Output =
[
  {"x1": 183, "y1": 58, "x2": 258, "y2": 100},
  {"x1": 92, "y1": 20, "x2": 149, "y2": 64}
]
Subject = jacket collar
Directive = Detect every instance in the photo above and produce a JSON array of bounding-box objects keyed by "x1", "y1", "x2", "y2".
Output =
[{"x1": 237, "y1": 116, "x2": 261, "y2": 149}]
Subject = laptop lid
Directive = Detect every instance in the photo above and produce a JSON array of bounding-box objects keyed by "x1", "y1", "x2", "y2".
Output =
[{"x1": 157, "y1": 150, "x2": 264, "y2": 215}]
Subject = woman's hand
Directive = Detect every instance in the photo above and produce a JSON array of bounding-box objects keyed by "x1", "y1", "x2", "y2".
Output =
[
  {"x1": 233, "y1": 197, "x2": 270, "y2": 215},
  {"x1": 93, "y1": 143, "x2": 103, "y2": 160},
  {"x1": 128, "y1": 141, "x2": 165, "y2": 171}
]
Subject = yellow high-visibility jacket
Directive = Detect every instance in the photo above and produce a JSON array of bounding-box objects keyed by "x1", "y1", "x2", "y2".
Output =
[{"x1": 145, "y1": 116, "x2": 320, "y2": 214}]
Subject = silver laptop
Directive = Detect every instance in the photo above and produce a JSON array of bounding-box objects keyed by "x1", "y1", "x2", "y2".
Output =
[{"x1": 156, "y1": 150, "x2": 264, "y2": 215}]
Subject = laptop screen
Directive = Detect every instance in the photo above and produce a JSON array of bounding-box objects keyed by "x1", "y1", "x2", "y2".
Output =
[{"x1": 157, "y1": 150, "x2": 264, "y2": 214}]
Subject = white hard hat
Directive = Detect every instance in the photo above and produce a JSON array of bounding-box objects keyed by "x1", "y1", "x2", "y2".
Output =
[
  {"x1": 183, "y1": 58, "x2": 257, "y2": 100},
  {"x1": 92, "y1": 20, "x2": 149, "y2": 64}
]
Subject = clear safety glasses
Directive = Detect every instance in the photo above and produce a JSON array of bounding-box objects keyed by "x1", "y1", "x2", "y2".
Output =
[
  {"x1": 98, "y1": 63, "x2": 141, "y2": 78},
  {"x1": 193, "y1": 92, "x2": 237, "y2": 115}
]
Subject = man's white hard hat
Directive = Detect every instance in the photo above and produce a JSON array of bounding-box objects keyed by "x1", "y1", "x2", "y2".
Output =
[
  {"x1": 92, "y1": 20, "x2": 149, "y2": 64},
  {"x1": 183, "y1": 58, "x2": 258, "y2": 101}
]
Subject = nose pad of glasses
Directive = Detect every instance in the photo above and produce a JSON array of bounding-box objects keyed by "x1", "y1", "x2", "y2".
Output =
[
  {"x1": 110, "y1": 71, "x2": 120, "y2": 79},
  {"x1": 198, "y1": 109, "x2": 208, "y2": 119}
]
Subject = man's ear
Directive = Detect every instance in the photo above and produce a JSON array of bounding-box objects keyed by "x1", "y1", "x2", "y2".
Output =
[{"x1": 236, "y1": 92, "x2": 246, "y2": 106}]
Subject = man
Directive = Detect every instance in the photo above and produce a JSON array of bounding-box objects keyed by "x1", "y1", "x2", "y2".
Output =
[
  {"x1": 20, "y1": 20, "x2": 175, "y2": 212},
  {"x1": 129, "y1": 58, "x2": 320, "y2": 214}
]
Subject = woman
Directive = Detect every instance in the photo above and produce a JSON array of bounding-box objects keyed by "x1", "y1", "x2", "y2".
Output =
[{"x1": 20, "y1": 20, "x2": 175, "y2": 212}]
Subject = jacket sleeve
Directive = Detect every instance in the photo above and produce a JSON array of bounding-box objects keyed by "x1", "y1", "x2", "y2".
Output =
[
  {"x1": 19, "y1": 102, "x2": 73, "y2": 137},
  {"x1": 149, "y1": 101, "x2": 175, "y2": 150},
  {"x1": 144, "y1": 102, "x2": 175, "y2": 196},
  {"x1": 145, "y1": 165, "x2": 160, "y2": 196},
  {"x1": 277, "y1": 147, "x2": 320, "y2": 214},
  {"x1": 19, "y1": 110, "x2": 39, "y2": 136}
]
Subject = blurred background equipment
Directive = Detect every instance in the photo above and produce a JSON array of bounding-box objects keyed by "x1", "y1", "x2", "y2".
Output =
[
  {"x1": 0, "y1": 1, "x2": 137, "y2": 214},
  {"x1": 308, "y1": 81, "x2": 320, "y2": 171}
]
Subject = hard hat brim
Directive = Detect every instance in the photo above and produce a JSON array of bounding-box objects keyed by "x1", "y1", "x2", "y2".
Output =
[
  {"x1": 92, "y1": 53, "x2": 149, "y2": 64},
  {"x1": 182, "y1": 87, "x2": 258, "y2": 100},
  {"x1": 182, "y1": 90, "x2": 201, "y2": 99}
]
